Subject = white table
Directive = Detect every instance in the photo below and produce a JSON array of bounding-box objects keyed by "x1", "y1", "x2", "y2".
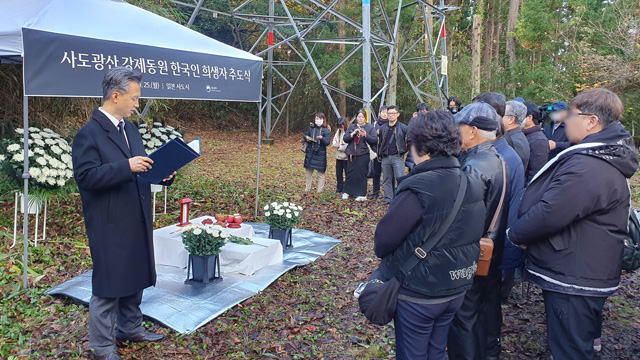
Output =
[
  {"x1": 153, "y1": 216, "x2": 282, "y2": 275},
  {"x1": 218, "y1": 237, "x2": 283, "y2": 276}
]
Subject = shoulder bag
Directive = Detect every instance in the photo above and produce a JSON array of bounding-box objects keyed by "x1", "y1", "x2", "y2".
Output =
[
  {"x1": 355, "y1": 174, "x2": 468, "y2": 325},
  {"x1": 476, "y1": 157, "x2": 507, "y2": 276}
]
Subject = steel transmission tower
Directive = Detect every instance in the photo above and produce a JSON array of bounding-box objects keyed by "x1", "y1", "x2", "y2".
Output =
[{"x1": 172, "y1": 0, "x2": 457, "y2": 137}]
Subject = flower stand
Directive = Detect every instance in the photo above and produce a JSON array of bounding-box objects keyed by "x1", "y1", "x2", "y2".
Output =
[
  {"x1": 151, "y1": 184, "x2": 168, "y2": 222},
  {"x1": 269, "y1": 227, "x2": 293, "y2": 252},
  {"x1": 185, "y1": 254, "x2": 222, "y2": 286},
  {"x1": 12, "y1": 192, "x2": 47, "y2": 248}
]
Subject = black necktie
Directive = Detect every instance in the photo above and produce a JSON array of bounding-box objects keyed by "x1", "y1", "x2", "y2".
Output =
[{"x1": 117, "y1": 121, "x2": 129, "y2": 149}]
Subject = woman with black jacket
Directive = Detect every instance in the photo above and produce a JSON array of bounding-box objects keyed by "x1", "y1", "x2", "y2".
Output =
[
  {"x1": 303, "y1": 112, "x2": 331, "y2": 193},
  {"x1": 374, "y1": 111, "x2": 486, "y2": 359},
  {"x1": 342, "y1": 109, "x2": 377, "y2": 201}
]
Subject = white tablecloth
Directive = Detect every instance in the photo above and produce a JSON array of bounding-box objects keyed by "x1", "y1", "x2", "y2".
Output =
[
  {"x1": 153, "y1": 216, "x2": 282, "y2": 275},
  {"x1": 218, "y1": 237, "x2": 283, "y2": 276}
]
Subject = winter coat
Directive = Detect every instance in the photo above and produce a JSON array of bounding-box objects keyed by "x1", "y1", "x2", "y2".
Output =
[
  {"x1": 459, "y1": 141, "x2": 510, "y2": 274},
  {"x1": 504, "y1": 128, "x2": 531, "y2": 170},
  {"x1": 344, "y1": 123, "x2": 376, "y2": 157},
  {"x1": 494, "y1": 138, "x2": 525, "y2": 270},
  {"x1": 522, "y1": 125, "x2": 550, "y2": 183},
  {"x1": 377, "y1": 156, "x2": 486, "y2": 297},
  {"x1": 543, "y1": 121, "x2": 570, "y2": 159},
  {"x1": 303, "y1": 125, "x2": 331, "y2": 172},
  {"x1": 332, "y1": 129, "x2": 348, "y2": 160},
  {"x1": 508, "y1": 122, "x2": 639, "y2": 297},
  {"x1": 72, "y1": 109, "x2": 173, "y2": 298}
]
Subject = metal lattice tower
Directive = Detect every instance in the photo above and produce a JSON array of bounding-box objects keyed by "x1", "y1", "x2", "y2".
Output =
[{"x1": 172, "y1": 0, "x2": 457, "y2": 137}]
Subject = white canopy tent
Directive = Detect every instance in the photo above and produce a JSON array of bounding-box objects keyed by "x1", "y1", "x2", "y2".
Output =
[{"x1": 0, "y1": 0, "x2": 265, "y2": 288}]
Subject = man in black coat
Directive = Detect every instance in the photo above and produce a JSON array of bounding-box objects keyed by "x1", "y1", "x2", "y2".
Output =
[
  {"x1": 73, "y1": 67, "x2": 174, "y2": 360},
  {"x1": 543, "y1": 101, "x2": 570, "y2": 159},
  {"x1": 522, "y1": 102, "x2": 550, "y2": 182},
  {"x1": 508, "y1": 89, "x2": 638, "y2": 360},
  {"x1": 502, "y1": 101, "x2": 530, "y2": 169},
  {"x1": 378, "y1": 105, "x2": 408, "y2": 205},
  {"x1": 448, "y1": 102, "x2": 510, "y2": 360}
]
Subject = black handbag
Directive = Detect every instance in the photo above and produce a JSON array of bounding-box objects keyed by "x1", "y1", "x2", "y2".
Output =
[{"x1": 355, "y1": 173, "x2": 467, "y2": 325}]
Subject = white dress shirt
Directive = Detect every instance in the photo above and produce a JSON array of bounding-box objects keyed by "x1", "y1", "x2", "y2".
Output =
[{"x1": 99, "y1": 107, "x2": 129, "y2": 148}]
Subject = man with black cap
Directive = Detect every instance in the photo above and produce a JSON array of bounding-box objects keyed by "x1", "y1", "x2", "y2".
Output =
[
  {"x1": 522, "y1": 102, "x2": 550, "y2": 182},
  {"x1": 543, "y1": 101, "x2": 570, "y2": 159},
  {"x1": 447, "y1": 102, "x2": 510, "y2": 360}
]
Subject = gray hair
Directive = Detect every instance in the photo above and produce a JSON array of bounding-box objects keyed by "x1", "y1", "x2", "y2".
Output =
[
  {"x1": 102, "y1": 67, "x2": 143, "y2": 101},
  {"x1": 477, "y1": 129, "x2": 497, "y2": 142},
  {"x1": 506, "y1": 101, "x2": 527, "y2": 128}
]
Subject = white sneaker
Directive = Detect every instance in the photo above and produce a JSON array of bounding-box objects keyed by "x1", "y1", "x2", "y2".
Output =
[
  {"x1": 593, "y1": 338, "x2": 601, "y2": 352},
  {"x1": 342, "y1": 193, "x2": 349, "y2": 200},
  {"x1": 355, "y1": 196, "x2": 367, "y2": 202}
]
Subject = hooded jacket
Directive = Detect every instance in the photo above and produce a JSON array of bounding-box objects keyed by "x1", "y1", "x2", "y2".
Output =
[{"x1": 508, "y1": 122, "x2": 639, "y2": 296}]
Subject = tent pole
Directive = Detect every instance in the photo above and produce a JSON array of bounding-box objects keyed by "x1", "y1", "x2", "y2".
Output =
[
  {"x1": 254, "y1": 98, "x2": 263, "y2": 217},
  {"x1": 22, "y1": 95, "x2": 29, "y2": 289}
]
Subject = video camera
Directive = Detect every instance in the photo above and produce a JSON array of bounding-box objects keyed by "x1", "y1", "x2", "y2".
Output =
[{"x1": 538, "y1": 104, "x2": 553, "y2": 126}]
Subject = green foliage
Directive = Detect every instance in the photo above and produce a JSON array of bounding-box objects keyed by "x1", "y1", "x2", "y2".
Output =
[{"x1": 181, "y1": 225, "x2": 227, "y2": 256}]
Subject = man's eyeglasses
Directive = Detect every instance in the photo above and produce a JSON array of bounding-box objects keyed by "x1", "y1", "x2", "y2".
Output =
[{"x1": 567, "y1": 111, "x2": 595, "y2": 120}]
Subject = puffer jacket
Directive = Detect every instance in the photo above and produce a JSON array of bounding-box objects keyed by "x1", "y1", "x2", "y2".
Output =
[
  {"x1": 509, "y1": 121, "x2": 639, "y2": 296},
  {"x1": 459, "y1": 141, "x2": 510, "y2": 274},
  {"x1": 303, "y1": 125, "x2": 331, "y2": 172},
  {"x1": 378, "y1": 156, "x2": 486, "y2": 297}
]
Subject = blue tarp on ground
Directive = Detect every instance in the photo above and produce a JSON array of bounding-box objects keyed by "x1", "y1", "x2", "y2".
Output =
[{"x1": 45, "y1": 223, "x2": 341, "y2": 334}]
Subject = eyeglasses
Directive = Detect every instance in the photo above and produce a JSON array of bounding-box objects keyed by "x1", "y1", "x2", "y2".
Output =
[
  {"x1": 387, "y1": 112, "x2": 399, "y2": 115},
  {"x1": 567, "y1": 111, "x2": 595, "y2": 120}
]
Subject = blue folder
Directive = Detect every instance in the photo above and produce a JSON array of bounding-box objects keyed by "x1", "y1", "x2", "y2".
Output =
[{"x1": 139, "y1": 137, "x2": 200, "y2": 184}]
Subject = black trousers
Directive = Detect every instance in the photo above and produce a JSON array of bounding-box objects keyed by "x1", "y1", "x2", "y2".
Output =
[
  {"x1": 336, "y1": 159, "x2": 347, "y2": 192},
  {"x1": 372, "y1": 158, "x2": 382, "y2": 196},
  {"x1": 447, "y1": 269, "x2": 501, "y2": 360},
  {"x1": 542, "y1": 290, "x2": 607, "y2": 360}
]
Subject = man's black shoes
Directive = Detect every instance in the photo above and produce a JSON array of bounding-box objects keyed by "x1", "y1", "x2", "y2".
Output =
[{"x1": 117, "y1": 331, "x2": 165, "y2": 344}]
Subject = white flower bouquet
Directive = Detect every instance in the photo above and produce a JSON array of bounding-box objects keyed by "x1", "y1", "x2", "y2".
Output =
[
  {"x1": 138, "y1": 122, "x2": 184, "y2": 154},
  {"x1": 0, "y1": 127, "x2": 74, "y2": 193},
  {"x1": 181, "y1": 224, "x2": 228, "y2": 256},
  {"x1": 263, "y1": 201, "x2": 303, "y2": 230}
]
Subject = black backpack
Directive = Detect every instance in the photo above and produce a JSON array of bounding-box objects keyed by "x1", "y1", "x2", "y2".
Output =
[{"x1": 622, "y1": 209, "x2": 640, "y2": 272}]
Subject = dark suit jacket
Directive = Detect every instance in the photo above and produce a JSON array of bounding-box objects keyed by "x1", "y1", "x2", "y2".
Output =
[
  {"x1": 72, "y1": 109, "x2": 172, "y2": 298},
  {"x1": 543, "y1": 121, "x2": 570, "y2": 159}
]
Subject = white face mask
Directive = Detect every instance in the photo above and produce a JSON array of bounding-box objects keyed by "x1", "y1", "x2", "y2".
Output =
[{"x1": 315, "y1": 119, "x2": 324, "y2": 127}]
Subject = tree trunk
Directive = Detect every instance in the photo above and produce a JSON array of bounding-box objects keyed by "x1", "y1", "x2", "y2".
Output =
[
  {"x1": 492, "y1": 0, "x2": 502, "y2": 63},
  {"x1": 482, "y1": 1, "x2": 494, "y2": 80},
  {"x1": 506, "y1": 0, "x2": 521, "y2": 97},
  {"x1": 472, "y1": 14, "x2": 482, "y2": 97},
  {"x1": 337, "y1": 0, "x2": 347, "y2": 117}
]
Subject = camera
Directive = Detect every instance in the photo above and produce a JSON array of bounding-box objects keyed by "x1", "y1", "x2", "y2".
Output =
[{"x1": 538, "y1": 104, "x2": 552, "y2": 126}]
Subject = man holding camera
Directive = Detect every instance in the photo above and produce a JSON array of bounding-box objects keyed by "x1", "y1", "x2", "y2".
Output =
[{"x1": 543, "y1": 101, "x2": 570, "y2": 159}]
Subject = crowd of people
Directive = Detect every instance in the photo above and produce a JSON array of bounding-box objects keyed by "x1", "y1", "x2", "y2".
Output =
[{"x1": 302, "y1": 88, "x2": 638, "y2": 359}]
